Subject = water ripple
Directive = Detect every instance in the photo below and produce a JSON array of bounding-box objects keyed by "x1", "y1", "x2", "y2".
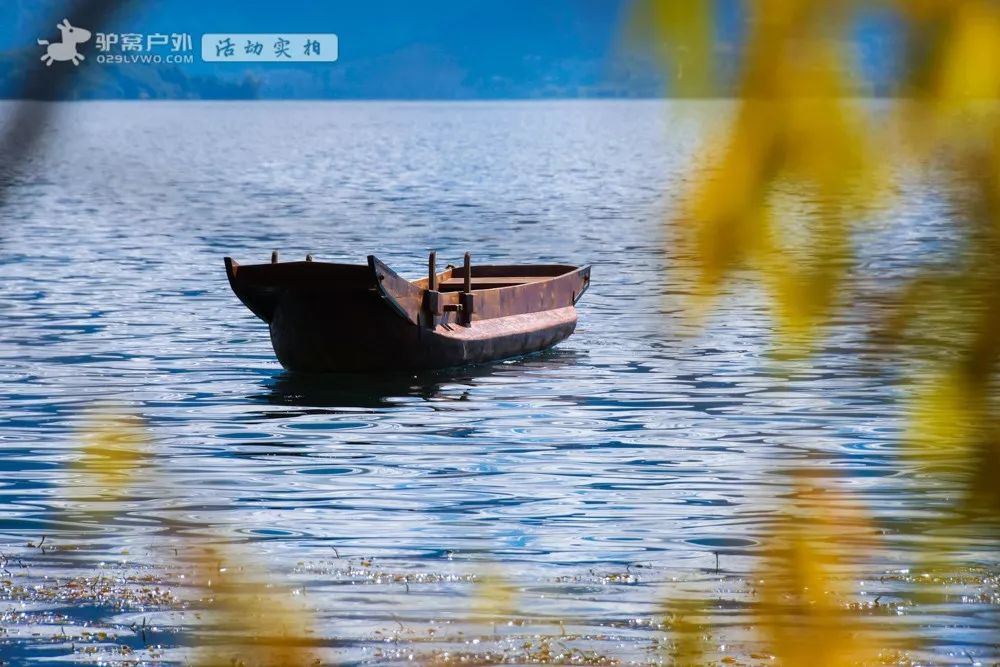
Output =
[{"x1": 0, "y1": 100, "x2": 994, "y2": 664}]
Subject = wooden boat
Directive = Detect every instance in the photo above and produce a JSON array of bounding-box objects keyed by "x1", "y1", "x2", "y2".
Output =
[{"x1": 224, "y1": 251, "x2": 591, "y2": 372}]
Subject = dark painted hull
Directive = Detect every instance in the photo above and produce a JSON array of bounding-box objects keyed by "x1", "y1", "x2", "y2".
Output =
[{"x1": 225, "y1": 256, "x2": 589, "y2": 373}]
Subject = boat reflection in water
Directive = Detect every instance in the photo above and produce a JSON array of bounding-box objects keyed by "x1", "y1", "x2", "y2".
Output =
[{"x1": 256, "y1": 348, "x2": 584, "y2": 411}]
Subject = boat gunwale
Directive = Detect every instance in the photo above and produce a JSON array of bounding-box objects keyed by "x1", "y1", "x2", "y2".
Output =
[{"x1": 227, "y1": 257, "x2": 583, "y2": 290}]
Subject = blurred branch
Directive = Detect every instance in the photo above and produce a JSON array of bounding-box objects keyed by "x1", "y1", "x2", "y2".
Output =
[{"x1": 0, "y1": 0, "x2": 131, "y2": 207}]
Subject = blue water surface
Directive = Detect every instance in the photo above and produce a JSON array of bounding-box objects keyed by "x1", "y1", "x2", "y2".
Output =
[{"x1": 0, "y1": 100, "x2": 995, "y2": 665}]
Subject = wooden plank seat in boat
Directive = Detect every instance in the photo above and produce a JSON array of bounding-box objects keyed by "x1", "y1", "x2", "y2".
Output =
[{"x1": 437, "y1": 276, "x2": 546, "y2": 291}]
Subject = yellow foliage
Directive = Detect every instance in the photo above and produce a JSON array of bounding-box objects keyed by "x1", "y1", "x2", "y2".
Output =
[
  {"x1": 651, "y1": 0, "x2": 1000, "y2": 513},
  {"x1": 471, "y1": 570, "x2": 518, "y2": 623},
  {"x1": 644, "y1": 0, "x2": 714, "y2": 97},
  {"x1": 669, "y1": 0, "x2": 879, "y2": 353},
  {"x1": 907, "y1": 372, "x2": 979, "y2": 457},
  {"x1": 189, "y1": 546, "x2": 320, "y2": 667},
  {"x1": 896, "y1": 0, "x2": 1000, "y2": 162},
  {"x1": 76, "y1": 409, "x2": 149, "y2": 499},
  {"x1": 660, "y1": 597, "x2": 708, "y2": 666},
  {"x1": 938, "y1": 3, "x2": 1000, "y2": 103},
  {"x1": 908, "y1": 370, "x2": 1000, "y2": 514},
  {"x1": 901, "y1": 0, "x2": 1000, "y2": 103},
  {"x1": 754, "y1": 483, "x2": 884, "y2": 666}
]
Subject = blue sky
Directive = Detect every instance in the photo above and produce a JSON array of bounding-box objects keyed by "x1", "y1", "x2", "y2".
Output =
[{"x1": 0, "y1": 1, "x2": 902, "y2": 99}]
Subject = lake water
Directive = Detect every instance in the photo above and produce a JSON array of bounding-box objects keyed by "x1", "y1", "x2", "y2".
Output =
[{"x1": 0, "y1": 100, "x2": 996, "y2": 664}]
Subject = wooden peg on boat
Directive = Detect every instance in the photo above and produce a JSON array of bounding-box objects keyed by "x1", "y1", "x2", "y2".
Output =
[
  {"x1": 271, "y1": 250, "x2": 279, "y2": 264},
  {"x1": 460, "y1": 252, "x2": 474, "y2": 326},
  {"x1": 425, "y1": 251, "x2": 444, "y2": 322},
  {"x1": 463, "y1": 252, "x2": 471, "y2": 293}
]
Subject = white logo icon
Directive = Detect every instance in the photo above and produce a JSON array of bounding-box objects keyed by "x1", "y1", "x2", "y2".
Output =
[{"x1": 37, "y1": 19, "x2": 92, "y2": 66}]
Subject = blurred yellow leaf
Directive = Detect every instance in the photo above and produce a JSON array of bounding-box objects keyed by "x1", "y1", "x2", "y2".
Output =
[
  {"x1": 907, "y1": 372, "x2": 978, "y2": 455},
  {"x1": 76, "y1": 409, "x2": 149, "y2": 498},
  {"x1": 190, "y1": 546, "x2": 320, "y2": 667},
  {"x1": 649, "y1": 0, "x2": 714, "y2": 97},
  {"x1": 471, "y1": 570, "x2": 517, "y2": 623},
  {"x1": 668, "y1": 0, "x2": 878, "y2": 353},
  {"x1": 660, "y1": 597, "x2": 708, "y2": 666},
  {"x1": 755, "y1": 483, "x2": 884, "y2": 666}
]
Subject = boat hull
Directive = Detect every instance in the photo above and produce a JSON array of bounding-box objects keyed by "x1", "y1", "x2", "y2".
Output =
[
  {"x1": 269, "y1": 289, "x2": 577, "y2": 372},
  {"x1": 225, "y1": 256, "x2": 589, "y2": 373}
]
